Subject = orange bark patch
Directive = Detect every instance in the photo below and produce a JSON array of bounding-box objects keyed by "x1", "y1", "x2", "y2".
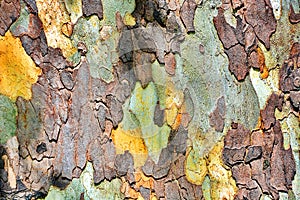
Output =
[
  {"x1": 111, "y1": 127, "x2": 148, "y2": 167},
  {"x1": 257, "y1": 47, "x2": 269, "y2": 79},
  {"x1": 0, "y1": 31, "x2": 41, "y2": 101}
]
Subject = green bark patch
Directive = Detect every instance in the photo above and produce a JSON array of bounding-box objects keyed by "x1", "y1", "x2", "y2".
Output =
[{"x1": 0, "y1": 94, "x2": 17, "y2": 144}]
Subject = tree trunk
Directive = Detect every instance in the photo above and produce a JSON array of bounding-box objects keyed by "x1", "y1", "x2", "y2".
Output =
[{"x1": 0, "y1": 0, "x2": 300, "y2": 199}]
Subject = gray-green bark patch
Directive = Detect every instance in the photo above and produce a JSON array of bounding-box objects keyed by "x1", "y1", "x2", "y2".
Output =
[
  {"x1": 42, "y1": 162, "x2": 124, "y2": 200},
  {"x1": 180, "y1": 0, "x2": 260, "y2": 157},
  {"x1": 0, "y1": 94, "x2": 17, "y2": 144}
]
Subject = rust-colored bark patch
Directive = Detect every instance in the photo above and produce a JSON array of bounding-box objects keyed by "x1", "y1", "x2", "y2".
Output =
[
  {"x1": 82, "y1": 0, "x2": 103, "y2": 20},
  {"x1": 279, "y1": 42, "x2": 300, "y2": 110},
  {"x1": 223, "y1": 121, "x2": 296, "y2": 198},
  {"x1": 213, "y1": 8, "x2": 249, "y2": 81},
  {"x1": 214, "y1": 0, "x2": 277, "y2": 81},
  {"x1": 289, "y1": 5, "x2": 300, "y2": 24},
  {"x1": 164, "y1": 52, "x2": 176, "y2": 76},
  {"x1": 257, "y1": 47, "x2": 269, "y2": 79},
  {"x1": 213, "y1": 8, "x2": 238, "y2": 50},
  {"x1": 260, "y1": 93, "x2": 283, "y2": 130},
  {"x1": 244, "y1": 0, "x2": 276, "y2": 49},
  {"x1": 180, "y1": 0, "x2": 197, "y2": 33},
  {"x1": 0, "y1": 0, "x2": 20, "y2": 36}
]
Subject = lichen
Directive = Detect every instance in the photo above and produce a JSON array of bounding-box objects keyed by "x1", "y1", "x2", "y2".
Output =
[
  {"x1": 111, "y1": 126, "x2": 148, "y2": 168},
  {"x1": 0, "y1": 31, "x2": 41, "y2": 101},
  {"x1": 36, "y1": 0, "x2": 79, "y2": 64},
  {"x1": 180, "y1": 1, "x2": 260, "y2": 164},
  {"x1": 71, "y1": 16, "x2": 118, "y2": 83},
  {"x1": 0, "y1": 95, "x2": 17, "y2": 144},
  {"x1": 42, "y1": 162, "x2": 124, "y2": 200},
  {"x1": 112, "y1": 82, "x2": 171, "y2": 165},
  {"x1": 101, "y1": 0, "x2": 135, "y2": 26},
  {"x1": 207, "y1": 141, "x2": 237, "y2": 200},
  {"x1": 64, "y1": 0, "x2": 82, "y2": 24},
  {"x1": 123, "y1": 12, "x2": 136, "y2": 26},
  {"x1": 185, "y1": 148, "x2": 208, "y2": 185},
  {"x1": 185, "y1": 140, "x2": 237, "y2": 199},
  {"x1": 202, "y1": 175, "x2": 212, "y2": 200}
]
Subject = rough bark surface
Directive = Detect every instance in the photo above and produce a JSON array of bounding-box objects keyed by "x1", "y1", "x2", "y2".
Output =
[{"x1": 0, "y1": 0, "x2": 300, "y2": 200}]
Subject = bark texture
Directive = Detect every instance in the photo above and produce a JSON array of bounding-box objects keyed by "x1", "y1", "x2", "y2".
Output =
[{"x1": 0, "y1": 0, "x2": 300, "y2": 199}]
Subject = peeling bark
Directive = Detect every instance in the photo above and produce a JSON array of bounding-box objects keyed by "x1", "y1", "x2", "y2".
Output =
[{"x1": 0, "y1": 0, "x2": 299, "y2": 199}]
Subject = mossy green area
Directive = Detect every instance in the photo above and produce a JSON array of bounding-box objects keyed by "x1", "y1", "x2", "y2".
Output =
[{"x1": 0, "y1": 94, "x2": 17, "y2": 144}]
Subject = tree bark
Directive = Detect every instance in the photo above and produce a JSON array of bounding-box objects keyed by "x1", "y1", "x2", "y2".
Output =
[{"x1": 0, "y1": 0, "x2": 300, "y2": 199}]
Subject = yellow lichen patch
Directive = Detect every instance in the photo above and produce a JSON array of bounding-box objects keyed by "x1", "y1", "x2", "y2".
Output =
[
  {"x1": 111, "y1": 126, "x2": 148, "y2": 167},
  {"x1": 0, "y1": 31, "x2": 41, "y2": 101},
  {"x1": 61, "y1": 22, "x2": 73, "y2": 38},
  {"x1": 36, "y1": 0, "x2": 77, "y2": 60},
  {"x1": 123, "y1": 12, "x2": 136, "y2": 26},
  {"x1": 128, "y1": 82, "x2": 171, "y2": 163},
  {"x1": 165, "y1": 79, "x2": 184, "y2": 129},
  {"x1": 134, "y1": 169, "x2": 154, "y2": 189},
  {"x1": 185, "y1": 148, "x2": 208, "y2": 185},
  {"x1": 165, "y1": 80, "x2": 184, "y2": 109},
  {"x1": 207, "y1": 141, "x2": 237, "y2": 200},
  {"x1": 166, "y1": 104, "x2": 179, "y2": 128},
  {"x1": 151, "y1": 195, "x2": 158, "y2": 200},
  {"x1": 185, "y1": 140, "x2": 237, "y2": 199},
  {"x1": 121, "y1": 170, "x2": 158, "y2": 200},
  {"x1": 120, "y1": 177, "x2": 143, "y2": 199}
]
